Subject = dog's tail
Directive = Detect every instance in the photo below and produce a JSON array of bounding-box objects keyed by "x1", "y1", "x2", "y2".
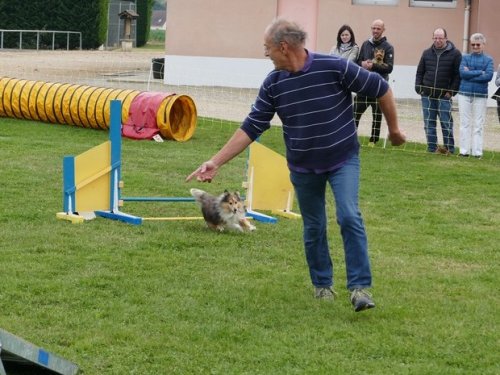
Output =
[{"x1": 190, "y1": 188, "x2": 207, "y2": 203}]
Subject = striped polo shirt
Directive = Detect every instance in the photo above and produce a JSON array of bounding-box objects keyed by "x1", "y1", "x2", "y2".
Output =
[{"x1": 241, "y1": 51, "x2": 389, "y2": 172}]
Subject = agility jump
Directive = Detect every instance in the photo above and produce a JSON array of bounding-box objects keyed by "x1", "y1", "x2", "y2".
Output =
[{"x1": 56, "y1": 100, "x2": 299, "y2": 225}]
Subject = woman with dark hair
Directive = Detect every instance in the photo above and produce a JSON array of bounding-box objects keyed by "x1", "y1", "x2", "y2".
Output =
[{"x1": 329, "y1": 24, "x2": 359, "y2": 62}]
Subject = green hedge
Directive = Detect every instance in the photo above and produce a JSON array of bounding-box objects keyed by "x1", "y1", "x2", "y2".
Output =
[
  {"x1": 136, "y1": 0, "x2": 154, "y2": 47},
  {"x1": 0, "y1": 0, "x2": 154, "y2": 49}
]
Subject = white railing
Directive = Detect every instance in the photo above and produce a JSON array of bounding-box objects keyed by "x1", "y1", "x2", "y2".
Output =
[{"x1": 0, "y1": 29, "x2": 82, "y2": 50}]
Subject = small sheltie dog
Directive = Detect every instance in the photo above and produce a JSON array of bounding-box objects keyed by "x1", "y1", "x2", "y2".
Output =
[{"x1": 190, "y1": 188, "x2": 256, "y2": 232}]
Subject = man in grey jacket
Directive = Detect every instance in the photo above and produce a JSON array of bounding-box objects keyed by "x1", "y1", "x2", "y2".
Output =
[{"x1": 415, "y1": 28, "x2": 462, "y2": 154}]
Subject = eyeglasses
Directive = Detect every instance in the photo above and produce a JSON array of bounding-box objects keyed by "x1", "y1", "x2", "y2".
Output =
[{"x1": 471, "y1": 43, "x2": 481, "y2": 47}]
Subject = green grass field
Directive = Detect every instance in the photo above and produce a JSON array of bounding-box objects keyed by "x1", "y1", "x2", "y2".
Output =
[{"x1": 0, "y1": 117, "x2": 498, "y2": 374}]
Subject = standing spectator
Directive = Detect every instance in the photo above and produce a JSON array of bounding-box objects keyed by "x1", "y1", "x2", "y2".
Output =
[
  {"x1": 354, "y1": 19, "x2": 394, "y2": 146},
  {"x1": 458, "y1": 33, "x2": 494, "y2": 158},
  {"x1": 186, "y1": 18, "x2": 406, "y2": 312},
  {"x1": 329, "y1": 24, "x2": 359, "y2": 62},
  {"x1": 493, "y1": 64, "x2": 500, "y2": 124},
  {"x1": 415, "y1": 28, "x2": 462, "y2": 155}
]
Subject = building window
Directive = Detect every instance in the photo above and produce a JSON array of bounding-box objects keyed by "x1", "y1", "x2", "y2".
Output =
[
  {"x1": 352, "y1": 0, "x2": 399, "y2": 5},
  {"x1": 409, "y1": 0, "x2": 457, "y2": 8}
]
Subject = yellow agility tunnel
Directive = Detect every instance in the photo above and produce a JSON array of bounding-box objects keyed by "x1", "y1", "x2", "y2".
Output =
[{"x1": 0, "y1": 76, "x2": 197, "y2": 141}]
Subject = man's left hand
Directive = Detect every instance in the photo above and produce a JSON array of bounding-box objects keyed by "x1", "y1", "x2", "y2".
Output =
[{"x1": 388, "y1": 130, "x2": 406, "y2": 146}]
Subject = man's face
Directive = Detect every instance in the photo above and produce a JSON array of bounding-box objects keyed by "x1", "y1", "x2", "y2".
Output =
[
  {"x1": 371, "y1": 22, "x2": 384, "y2": 40},
  {"x1": 264, "y1": 34, "x2": 287, "y2": 70},
  {"x1": 433, "y1": 31, "x2": 447, "y2": 49}
]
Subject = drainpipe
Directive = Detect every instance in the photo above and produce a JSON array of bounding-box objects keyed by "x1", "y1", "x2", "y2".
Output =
[{"x1": 462, "y1": 0, "x2": 471, "y2": 53}]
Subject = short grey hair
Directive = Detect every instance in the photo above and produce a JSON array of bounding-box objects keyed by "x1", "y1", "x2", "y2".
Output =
[
  {"x1": 265, "y1": 18, "x2": 307, "y2": 48},
  {"x1": 470, "y1": 33, "x2": 486, "y2": 44}
]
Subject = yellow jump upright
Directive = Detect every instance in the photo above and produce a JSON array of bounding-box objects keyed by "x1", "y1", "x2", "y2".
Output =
[
  {"x1": 245, "y1": 142, "x2": 300, "y2": 220},
  {"x1": 56, "y1": 141, "x2": 112, "y2": 223}
]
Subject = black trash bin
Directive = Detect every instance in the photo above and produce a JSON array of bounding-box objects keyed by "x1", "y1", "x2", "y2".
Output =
[{"x1": 152, "y1": 58, "x2": 165, "y2": 79}]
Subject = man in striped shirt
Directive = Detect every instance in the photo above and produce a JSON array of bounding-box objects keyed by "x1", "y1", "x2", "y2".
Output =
[{"x1": 187, "y1": 18, "x2": 405, "y2": 312}]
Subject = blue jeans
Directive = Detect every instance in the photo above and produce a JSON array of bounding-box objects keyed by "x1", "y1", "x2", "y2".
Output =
[
  {"x1": 421, "y1": 96, "x2": 455, "y2": 153},
  {"x1": 290, "y1": 155, "x2": 371, "y2": 290}
]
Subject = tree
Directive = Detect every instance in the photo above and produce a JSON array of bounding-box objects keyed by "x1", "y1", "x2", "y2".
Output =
[{"x1": 136, "y1": 0, "x2": 154, "y2": 47}]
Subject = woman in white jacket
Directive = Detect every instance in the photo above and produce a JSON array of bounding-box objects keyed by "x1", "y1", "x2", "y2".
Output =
[
  {"x1": 494, "y1": 64, "x2": 500, "y2": 124},
  {"x1": 330, "y1": 25, "x2": 359, "y2": 62}
]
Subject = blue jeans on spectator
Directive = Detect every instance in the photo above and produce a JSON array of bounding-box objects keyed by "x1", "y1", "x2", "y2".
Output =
[
  {"x1": 290, "y1": 155, "x2": 371, "y2": 291},
  {"x1": 421, "y1": 96, "x2": 455, "y2": 153}
]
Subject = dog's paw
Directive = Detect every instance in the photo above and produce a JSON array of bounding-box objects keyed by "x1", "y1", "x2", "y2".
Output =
[
  {"x1": 239, "y1": 218, "x2": 256, "y2": 232},
  {"x1": 232, "y1": 224, "x2": 244, "y2": 232}
]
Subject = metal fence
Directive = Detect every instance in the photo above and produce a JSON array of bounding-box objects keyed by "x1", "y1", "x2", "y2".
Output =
[{"x1": 0, "y1": 29, "x2": 82, "y2": 50}]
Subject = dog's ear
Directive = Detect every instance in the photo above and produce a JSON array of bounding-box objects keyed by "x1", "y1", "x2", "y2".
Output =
[
  {"x1": 220, "y1": 190, "x2": 231, "y2": 202},
  {"x1": 234, "y1": 191, "x2": 241, "y2": 199}
]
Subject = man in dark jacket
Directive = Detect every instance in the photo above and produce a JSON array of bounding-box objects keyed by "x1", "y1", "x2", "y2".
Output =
[
  {"x1": 354, "y1": 19, "x2": 394, "y2": 145},
  {"x1": 415, "y1": 28, "x2": 462, "y2": 154}
]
